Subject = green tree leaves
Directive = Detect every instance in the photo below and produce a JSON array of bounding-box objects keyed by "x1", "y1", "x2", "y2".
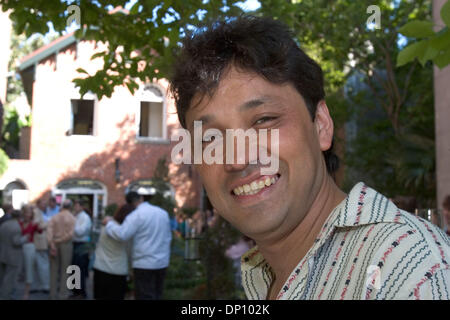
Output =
[
  {"x1": 441, "y1": 0, "x2": 450, "y2": 26},
  {"x1": 397, "y1": 39, "x2": 428, "y2": 67},
  {"x1": 397, "y1": 0, "x2": 450, "y2": 68},
  {"x1": 398, "y1": 20, "x2": 435, "y2": 38},
  {"x1": 1, "y1": 0, "x2": 246, "y2": 100}
]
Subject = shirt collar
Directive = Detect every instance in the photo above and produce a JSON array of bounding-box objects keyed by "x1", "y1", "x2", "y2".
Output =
[
  {"x1": 289, "y1": 182, "x2": 405, "y2": 256},
  {"x1": 334, "y1": 182, "x2": 404, "y2": 228}
]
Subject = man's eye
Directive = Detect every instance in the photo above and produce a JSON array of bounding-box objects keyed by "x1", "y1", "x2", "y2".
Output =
[{"x1": 255, "y1": 116, "x2": 277, "y2": 125}]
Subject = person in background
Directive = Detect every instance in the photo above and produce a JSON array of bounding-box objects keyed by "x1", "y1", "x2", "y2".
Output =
[
  {"x1": 191, "y1": 210, "x2": 204, "y2": 236},
  {"x1": 47, "y1": 199, "x2": 76, "y2": 300},
  {"x1": 390, "y1": 196, "x2": 417, "y2": 214},
  {"x1": 93, "y1": 203, "x2": 134, "y2": 300},
  {"x1": 69, "y1": 200, "x2": 92, "y2": 299},
  {"x1": 43, "y1": 197, "x2": 60, "y2": 223},
  {"x1": 32, "y1": 199, "x2": 50, "y2": 294},
  {"x1": 103, "y1": 192, "x2": 172, "y2": 300},
  {"x1": 170, "y1": 213, "x2": 178, "y2": 233},
  {"x1": 443, "y1": 195, "x2": 450, "y2": 237},
  {"x1": 225, "y1": 235, "x2": 255, "y2": 289},
  {"x1": 19, "y1": 205, "x2": 43, "y2": 300},
  {"x1": 0, "y1": 204, "x2": 13, "y2": 226},
  {"x1": 206, "y1": 209, "x2": 219, "y2": 229},
  {"x1": 0, "y1": 210, "x2": 28, "y2": 299},
  {"x1": 176, "y1": 212, "x2": 187, "y2": 238}
]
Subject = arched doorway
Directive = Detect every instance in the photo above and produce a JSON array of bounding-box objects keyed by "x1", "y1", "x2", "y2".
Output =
[
  {"x1": 52, "y1": 179, "x2": 107, "y2": 220},
  {"x1": 2, "y1": 180, "x2": 29, "y2": 209}
]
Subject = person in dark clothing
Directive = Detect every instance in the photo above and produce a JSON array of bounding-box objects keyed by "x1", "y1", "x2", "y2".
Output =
[
  {"x1": 0, "y1": 210, "x2": 28, "y2": 299},
  {"x1": 0, "y1": 204, "x2": 13, "y2": 226}
]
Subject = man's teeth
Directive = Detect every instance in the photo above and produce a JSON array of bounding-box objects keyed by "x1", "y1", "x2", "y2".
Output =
[{"x1": 233, "y1": 176, "x2": 278, "y2": 196}]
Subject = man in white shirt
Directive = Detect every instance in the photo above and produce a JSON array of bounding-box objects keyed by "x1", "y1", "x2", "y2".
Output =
[
  {"x1": 70, "y1": 200, "x2": 92, "y2": 299},
  {"x1": 104, "y1": 192, "x2": 172, "y2": 300}
]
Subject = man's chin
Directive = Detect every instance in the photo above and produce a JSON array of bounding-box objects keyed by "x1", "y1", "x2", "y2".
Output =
[{"x1": 222, "y1": 202, "x2": 287, "y2": 236}]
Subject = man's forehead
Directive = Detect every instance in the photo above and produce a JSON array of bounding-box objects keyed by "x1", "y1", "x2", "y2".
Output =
[{"x1": 186, "y1": 70, "x2": 283, "y2": 127}]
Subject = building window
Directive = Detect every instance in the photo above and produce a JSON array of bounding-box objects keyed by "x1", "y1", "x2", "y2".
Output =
[
  {"x1": 137, "y1": 84, "x2": 166, "y2": 140},
  {"x1": 70, "y1": 99, "x2": 94, "y2": 135},
  {"x1": 139, "y1": 101, "x2": 163, "y2": 138}
]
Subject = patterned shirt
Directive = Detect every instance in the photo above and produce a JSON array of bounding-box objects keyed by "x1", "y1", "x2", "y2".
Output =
[{"x1": 241, "y1": 182, "x2": 450, "y2": 300}]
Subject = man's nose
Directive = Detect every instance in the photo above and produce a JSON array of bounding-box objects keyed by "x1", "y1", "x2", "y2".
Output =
[
  {"x1": 224, "y1": 161, "x2": 248, "y2": 172},
  {"x1": 223, "y1": 135, "x2": 258, "y2": 172}
]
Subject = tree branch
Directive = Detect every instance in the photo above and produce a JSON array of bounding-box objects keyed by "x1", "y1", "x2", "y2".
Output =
[
  {"x1": 401, "y1": 60, "x2": 418, "y2": 105},
  {"x1": 362, "y1": 68, "x2": 391, "y2": 117}
]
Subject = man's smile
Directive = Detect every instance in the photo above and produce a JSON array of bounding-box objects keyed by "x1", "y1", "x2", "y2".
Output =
[
  {"x1": 231, "y1": 173, "x2": 280, "y2": 196},
  {"x1": 229, "y1": 172, "x2": 282, "y2": 206}
]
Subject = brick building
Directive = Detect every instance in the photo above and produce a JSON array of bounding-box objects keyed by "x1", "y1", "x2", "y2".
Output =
[{"x1": 0, "y1": 31, "x2": 202, "y2": 218}]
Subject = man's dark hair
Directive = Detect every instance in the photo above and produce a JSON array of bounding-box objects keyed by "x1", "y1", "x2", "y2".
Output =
[
  {"x1": 170, "y1": 15, "x2": 339, "y2": 175},
  {"x1": 11, "y1": 209, "x2": 21, "y2": 219},
  {"x1": 62, "y1": 199, "x2": 73, "y2": 210},
  {"x1": 126, "y1": 191, "x2": 141, "y2": 205},
  {"x1": 2, "y1": 204, "x2": 13, "y2": 214},
  {"x1": 114, "y1": 203, "x2": 135, "y2": 224}
]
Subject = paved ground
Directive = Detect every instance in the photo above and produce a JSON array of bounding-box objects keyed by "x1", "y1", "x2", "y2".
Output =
[{"x1": 11, "y1": 270, "x2": 94, "y2": 300}]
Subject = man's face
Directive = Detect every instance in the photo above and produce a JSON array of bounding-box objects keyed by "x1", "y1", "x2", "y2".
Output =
[
  {"x1": 74, "y1": 202, "x2": 82, "y2": 213},
  {"x1": 49, "y1": 200, "x2": 56, "y2": 209},
  {"x1": 37, "y1": 201, "x2": 46, "y2": 211},
  {"x1": 23, "y1": 208, "x2": 33, "y2": 221},
  {"x1": 185, "y1": 67, "x2": 334, "y2": 243}
]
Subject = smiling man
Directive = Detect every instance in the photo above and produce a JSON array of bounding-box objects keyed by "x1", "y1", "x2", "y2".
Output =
[{"x1": 169, "y1": 16, "x2": 450, "y2": 300}]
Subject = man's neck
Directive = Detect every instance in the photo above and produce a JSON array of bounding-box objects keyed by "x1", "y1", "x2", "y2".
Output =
[{"x1": 257, "y1": 175, "x2": 347, "y2": 298}]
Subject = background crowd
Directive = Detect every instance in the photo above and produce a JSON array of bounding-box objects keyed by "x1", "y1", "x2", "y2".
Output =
[
  {"x1": 0, "y1": 197, "x2": 93, "y2": 299},
  {"x1": 0, "y1": 191, "x2": 176, "y2": 300}
]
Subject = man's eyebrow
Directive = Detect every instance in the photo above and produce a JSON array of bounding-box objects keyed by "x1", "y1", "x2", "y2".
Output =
[
  {"x1": 189, "y1": 96, "x2": 272, "y2": 129},
  {"x1": 238, "y1": 97, "x2": 270, "y2": 111}
]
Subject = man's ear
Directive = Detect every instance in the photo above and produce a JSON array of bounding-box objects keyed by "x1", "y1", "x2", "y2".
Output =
[{"x1": 314, "y1": 101, "x2": 334, "y2": 152}]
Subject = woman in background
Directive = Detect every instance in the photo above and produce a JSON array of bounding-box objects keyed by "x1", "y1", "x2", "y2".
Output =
[
  {"x1": 19, "y1": 205, "x2": 43, "y2": 300},
  {"x1": 93, "y1": 204, "x2": 134, "y2": 300}
]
